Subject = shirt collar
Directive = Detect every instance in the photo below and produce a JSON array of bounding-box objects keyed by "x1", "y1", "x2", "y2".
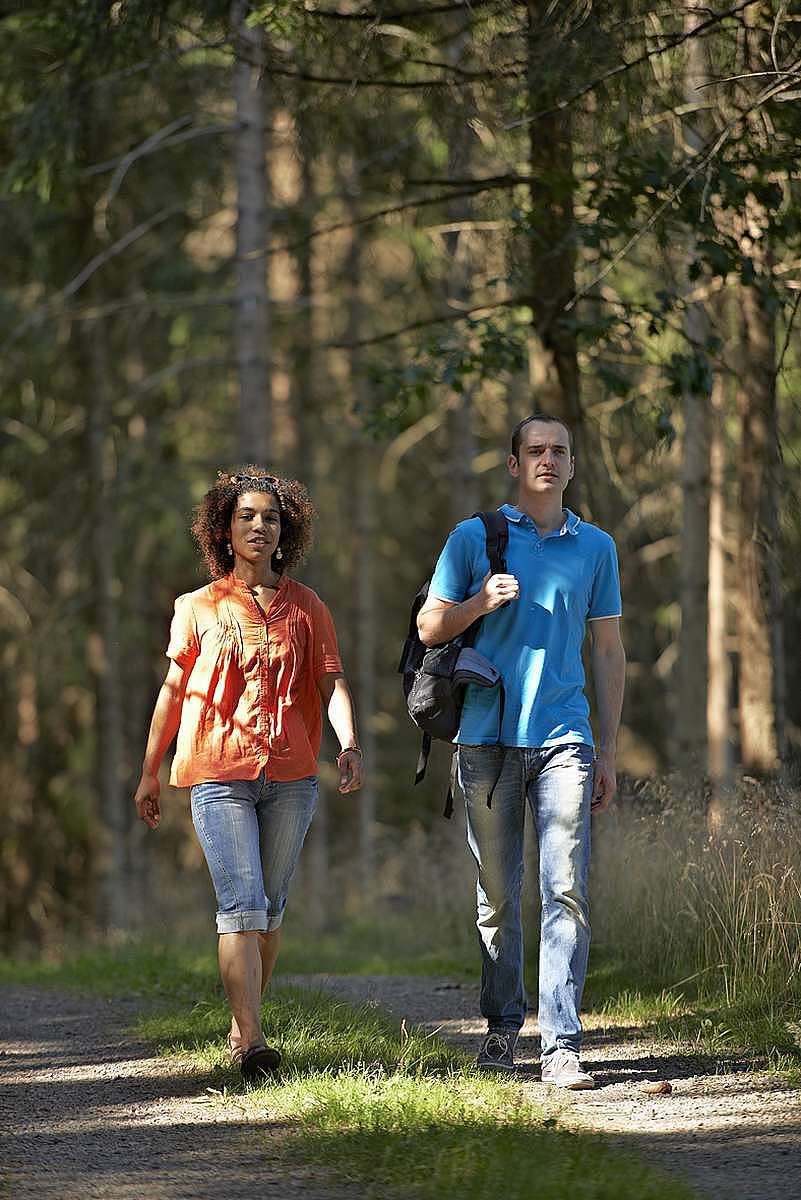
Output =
[
  {"x1": 500, "y1": 503, "x2": 581, "y2": 536},
  {"x1": 228, "y1": 570, "x2": 287, "y2": 591}
]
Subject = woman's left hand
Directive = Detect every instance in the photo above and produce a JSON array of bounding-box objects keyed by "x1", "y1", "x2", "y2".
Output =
[{"x1": 337, "y1": 750, "x2": 363, "y2": 794}]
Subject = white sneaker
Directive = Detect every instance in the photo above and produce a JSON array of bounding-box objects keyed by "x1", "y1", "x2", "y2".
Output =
[{"x1": 541, "y1": 1048, "x2": 595, "y2": 1089}]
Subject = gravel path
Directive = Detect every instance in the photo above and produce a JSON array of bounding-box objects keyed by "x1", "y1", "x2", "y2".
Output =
[
  {"x1": 0, "y1": 986, "x2": 354, "y2": 1200},
  {"x1": 4, "y1": 978, "x2": 800, "y2": 1200},
  {"x1": 291, "y1": 973, "x2": 801, "y2": 1200}
]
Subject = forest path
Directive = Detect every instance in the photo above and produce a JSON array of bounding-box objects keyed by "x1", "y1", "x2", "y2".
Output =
[
  {"x1": 0, "y1": 986, "x2": 352, "y2": 1200},
  {"x1": 293, "y1": 973, "x2": 801, "y2": 1200},
  {"x1": 4, "y1": 979, "x2": 800, "y2": 1200}
]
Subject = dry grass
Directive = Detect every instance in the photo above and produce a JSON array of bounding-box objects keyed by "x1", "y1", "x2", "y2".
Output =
[{"x1": 591, "y1": 778, "x2": 801, "y2": 1010}]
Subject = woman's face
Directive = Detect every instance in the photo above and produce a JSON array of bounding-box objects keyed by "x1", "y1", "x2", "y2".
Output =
[{"x1": 229, "y1": 490, "x2": 282, "y2": 567}]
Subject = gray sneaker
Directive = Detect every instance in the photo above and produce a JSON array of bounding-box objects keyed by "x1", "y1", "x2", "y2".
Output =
[
  {"x1": 540, "y1": 1048, "x2": 595, "y2": 1089},
  {"x1": 476, "y1": 1029, "x2": 517, "y2": 1072}
]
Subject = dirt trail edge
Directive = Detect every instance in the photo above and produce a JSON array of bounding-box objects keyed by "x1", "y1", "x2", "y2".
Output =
[
  {"x1": 290, "y1": 973, "x2": 801, "y2": 1200},
  {"x1": 0, "y1": 986, "x2": 352, "y2": 1200}
]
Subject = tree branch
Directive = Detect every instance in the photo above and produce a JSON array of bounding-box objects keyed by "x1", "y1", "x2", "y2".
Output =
[
  {"x1": 264, "y1": 62, "x2": 504, "y2": 87},
  {"x1": 506, "y1": 0, "x2": 765, "y2": 130},
  {"x1": 118, "y1": 356, "x2": 235, "y2": 404},
  {"x1": 83, "y1": 121, "x2": 238, "y2": 178},
  {"x1": 568, "y1": 65, "x2": 801, "y2": 310},
  {"x1": 406, "y1": 173, "x2": 530, "y2": 187},
  {"x1": 4, "y1": 208, "x2": 183, "y2": 349},
  {"x1": 776, "y1": 289, "x2": 801, "y2": 382},
  {"x1": 272, "y1": 179, "x2": 523, "y2": 255},
  {"x1": 302, "y1": 1, "x2": 501, "y2": 20},
  {"x1": 325, "y1": 295, "x2": 527, "y2": 350}
]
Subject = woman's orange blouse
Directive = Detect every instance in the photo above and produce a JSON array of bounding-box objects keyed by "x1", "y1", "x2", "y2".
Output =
[{"x1": 166, "y1": 572, "x2": 342, "y2": 787}]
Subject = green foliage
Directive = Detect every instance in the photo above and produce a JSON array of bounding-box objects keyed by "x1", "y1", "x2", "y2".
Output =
[
  {"x1": 363, "y1": 317, "x2": 526, "y2": 436},
  {"x1": 2, "y1": 0, "x2": 801, "y2": 956},
  {"x1": 247, "y1": 2, "x2": 311, "y2": 39}
]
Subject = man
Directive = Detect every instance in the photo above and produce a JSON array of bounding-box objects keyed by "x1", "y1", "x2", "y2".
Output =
[{"x1": 417, "y1": 414, "x2": 625, "y2": 1088}]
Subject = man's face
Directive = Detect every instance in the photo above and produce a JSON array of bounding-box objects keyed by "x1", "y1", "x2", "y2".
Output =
[
  {"x1": 229, "y1": 490, "x2": 282, "y2": 564},
  {"x1": 507, "y1": 421, "x2": 574, "y2": 495}
]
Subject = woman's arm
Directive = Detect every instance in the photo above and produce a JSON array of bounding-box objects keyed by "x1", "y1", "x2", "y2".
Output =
[
  {"x1": 317, "y1": 672, "x2": 363, "y2": 794},
  {"x1": 133, "y1": 660, "x2": 191, "y2": 829}
]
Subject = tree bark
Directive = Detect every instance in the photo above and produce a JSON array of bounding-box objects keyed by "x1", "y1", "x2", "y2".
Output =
[
  {"x1": 735, "y1": 9, "x2": 784, "y2": 775},
  {"x1": 737, "y1": 267, "x2": 783, "y2": 773},
  {"x1": 230, "y1": 0, "x2": 270, "y2": 462},
  {"x1": 707, "y1": 367, "x2": 733, "y2": 823},
  {"x1": 87, "y1": 315, "x2": 128, "y2": 931},
  {"x1": 342, "y1": 176, "x2": 378, "y2": 898},
  {"x1": 444, "y1": 28, "x2": 479, "y2": 523},
  {"x1": 525, "y1": 2, "x2": 586, "y2": 513},
  {"x1": 293, "y1": 113, "x2": 329, "y2": 922},
  {"x1": 675, "y1": 5, "x2": 713, "y2": 772}
]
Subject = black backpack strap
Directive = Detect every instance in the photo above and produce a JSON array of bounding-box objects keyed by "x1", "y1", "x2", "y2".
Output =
[
  {"x1": 460, "y1": 510, "x2": 510, "y2": 650},
  {"x1": 398, "y1": 581, "x2": 430, "y2": 676},
  {"x1": 415, "y1": 731, "x2": 432, "y2": 786},
  {"x1": 474, "y1": 509, "x2": 509, "y2": 577},
  {"x1": 475, "y1": 509, "x2": 508, "y2": 769},
  {"x1": 443, "y1": 751, "x2": 459, "y2": 819}
]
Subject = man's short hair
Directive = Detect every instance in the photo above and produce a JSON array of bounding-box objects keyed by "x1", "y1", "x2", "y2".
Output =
[{"x1": 510, "y1": 413, "x2": 572, "y2": 461}]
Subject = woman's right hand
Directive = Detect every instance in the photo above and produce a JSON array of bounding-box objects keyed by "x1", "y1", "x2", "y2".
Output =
[{"x1": 134, "y1": 773, "x2": 161, "y2": 830}]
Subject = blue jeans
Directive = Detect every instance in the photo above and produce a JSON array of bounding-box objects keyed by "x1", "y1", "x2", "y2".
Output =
[
  {"x1": 457, "y1": 743, "x2": 594, "y2": 1059},
  {"x1": 190, "y1": 773, "x2": 317, "y2": 934}
]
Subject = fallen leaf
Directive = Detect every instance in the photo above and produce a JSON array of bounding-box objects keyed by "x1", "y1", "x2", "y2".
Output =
[{"x1": 641, "y1": 1080, "x2": 673, "y2": 1095}]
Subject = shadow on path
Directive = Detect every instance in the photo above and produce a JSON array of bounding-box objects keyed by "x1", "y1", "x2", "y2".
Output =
[{"x1": 0, "y1": 985, "x2": 356, "y2": 1200}]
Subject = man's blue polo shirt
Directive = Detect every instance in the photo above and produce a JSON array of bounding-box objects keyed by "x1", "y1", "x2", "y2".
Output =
[{"x1": 428, "y1": 504, "x2": 622, "y2": 749}]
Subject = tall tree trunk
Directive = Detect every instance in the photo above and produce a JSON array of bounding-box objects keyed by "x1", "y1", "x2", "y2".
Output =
[
  {"x1": 735, "y1": 9, "x2": 784, "y2": 775},
  {"x1": 525, "y1": 2, "x2": 596, "y2": 516},
  {"x1": 707, "y1": 367, "x2": 733, "y2": 825},
  {"x1": 676, "y1": 6, "x2": 713, "y2": 771},
  {"x1": 87, "y1": 315, "x2": 128, "y2": 931},
  {"x1": 343, "y1": 178, "x2": 378, "y2": 897},
  {"x1": 231, "y1": 0, "x2": 270, "y2": 462},
  {"x1": 737, "y1": 264, "x2": 783, "y2": 773},
  {"x1": 294, "y1": 115, "x2": 328, "y2": 922},
  {"x1": 444, "y1": 28, "x2": 479, "y2": 523}
]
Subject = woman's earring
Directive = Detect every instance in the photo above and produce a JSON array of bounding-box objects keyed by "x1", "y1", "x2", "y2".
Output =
[
  {"x1": 275, "y1": 546, "x2": 283, "y2": 561},
  {"x1": 226, "y1": 541, "x2": 233, "y2": 556}
]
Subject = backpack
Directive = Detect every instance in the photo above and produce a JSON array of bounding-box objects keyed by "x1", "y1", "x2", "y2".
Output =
[{"x1": 397, "y1": 510, "x2": 509, "y2": 816}]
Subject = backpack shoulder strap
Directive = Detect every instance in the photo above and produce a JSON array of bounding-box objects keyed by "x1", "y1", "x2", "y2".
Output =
[{"x1": 474, "y1": 509, "x2": 509, "y2": 577}]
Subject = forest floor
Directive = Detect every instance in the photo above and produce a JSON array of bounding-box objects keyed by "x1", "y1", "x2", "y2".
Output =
[
  {"x1": 2, "y1": 974, "x2": 800, "y2": 1200},
  {"x1": 0, "y1": 985, "x2": 354, "y2": 1200},
  {"x1": 294, "y1": 973, "x2": 801, "y2": 1200}
]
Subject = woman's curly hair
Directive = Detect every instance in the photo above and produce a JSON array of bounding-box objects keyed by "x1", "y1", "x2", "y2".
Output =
[{"x1": 192, "y1": 466, "x2": 316, "y2": 580}]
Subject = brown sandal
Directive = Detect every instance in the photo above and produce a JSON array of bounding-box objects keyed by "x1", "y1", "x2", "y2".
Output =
[
  {"x1": 227, "y1": 1032, "x2": 245, "y2": 1064},
  {"x1": 240, "y1": 1042, "x2": 281, "y2": 1082}
]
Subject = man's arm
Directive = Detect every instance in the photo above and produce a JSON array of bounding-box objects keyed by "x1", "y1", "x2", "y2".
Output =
[
  {"x1": 417, "y1": 573, "x2": 520, "y2": 647},
  {"x1": 589, "y1": 616, "x2": 625, "y2": 812}
]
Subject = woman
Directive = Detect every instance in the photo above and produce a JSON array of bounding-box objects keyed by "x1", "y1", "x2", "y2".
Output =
[{"x1": 133, "y1": 468, "x2": 362, "y2": 1082}]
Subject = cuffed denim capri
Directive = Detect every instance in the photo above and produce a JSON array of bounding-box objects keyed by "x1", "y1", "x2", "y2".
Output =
[{"x1": 190, "y1": 772, "x2": 317, "y2": 934}]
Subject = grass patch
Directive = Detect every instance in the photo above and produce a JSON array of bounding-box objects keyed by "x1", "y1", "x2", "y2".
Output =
[
  {"x1": 264, "y1": 1070, "x2": 693, "y2": 1200},
  {"x1": 584, "y1": 951, "x2": 801, "y2": 1077},
  {"x1": 278, "y1": 913, "x2": 476, "y2": 978},
  {"x1": 139, "y1": 979, "x2": 697, "y2": 1200},
  {"x1": 4, "y1": 924, "x2": 799, "y2": 1079},
  {"x1": 0, "y1": 945, "x2": 699, "y2": 1200},
  {"x1": 137, "y1": 985, "x2": 462, "y2": 1077},
  {"x1": 0, "y1": 941, "x2": 218, "y2": 1001}
]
